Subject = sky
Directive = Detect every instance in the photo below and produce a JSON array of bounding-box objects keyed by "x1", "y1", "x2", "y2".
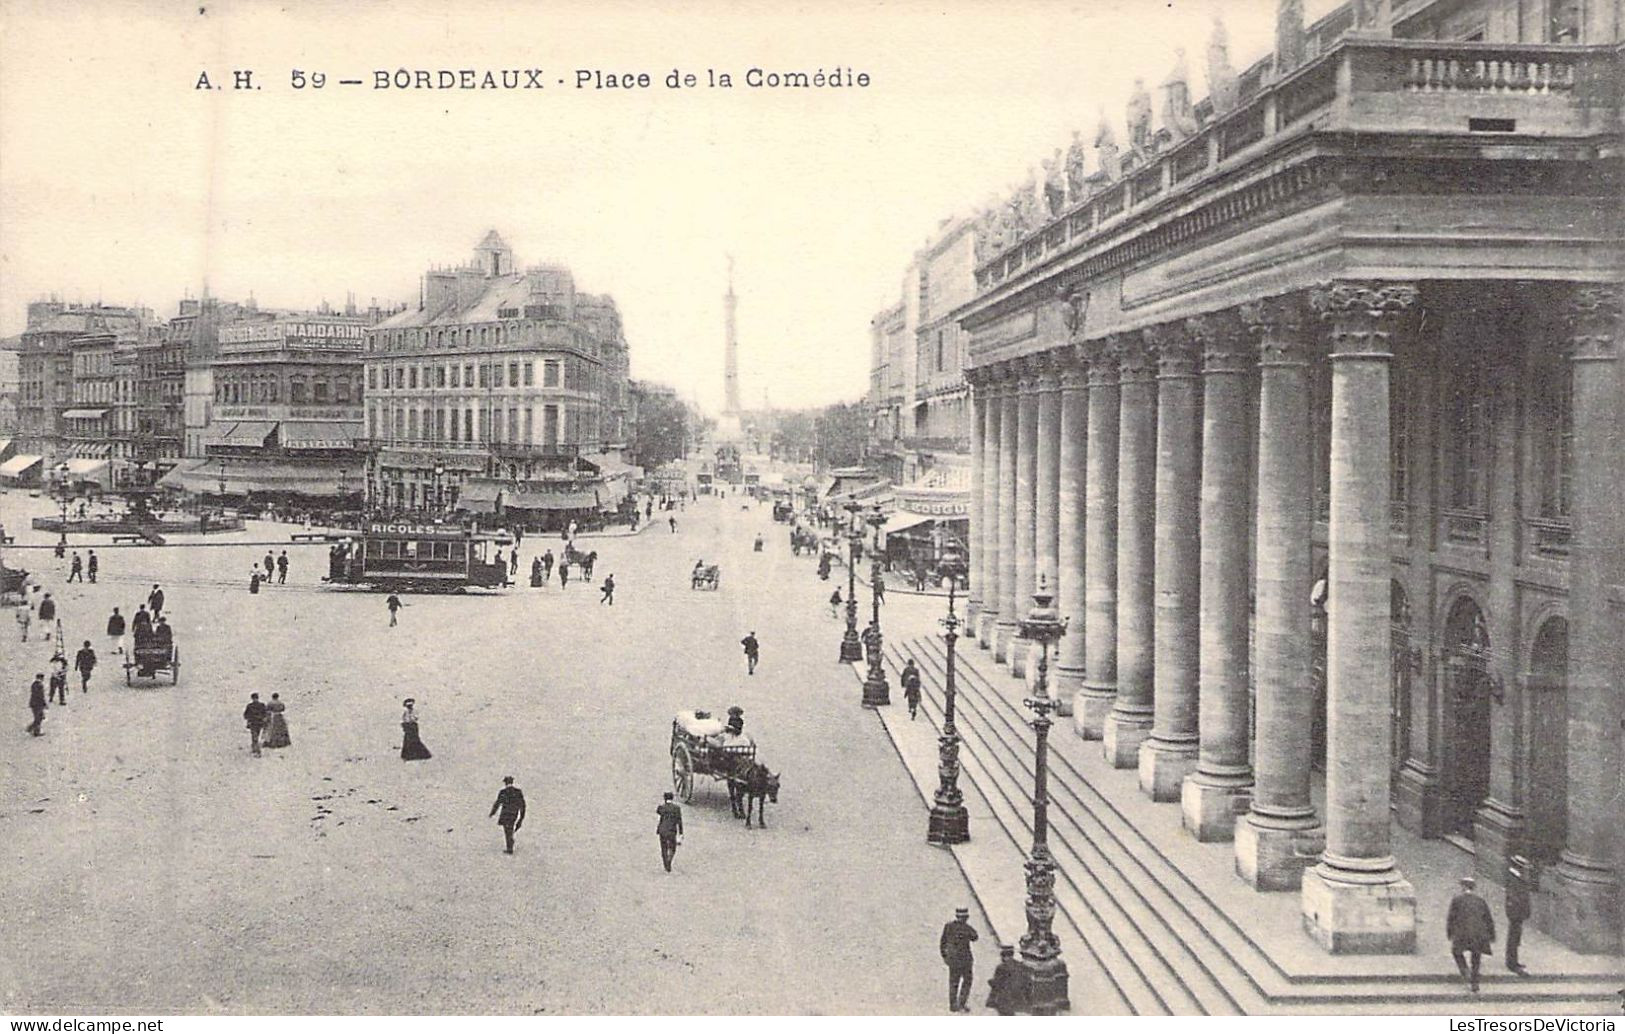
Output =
[{"x1": 0, "y1": 0, "x2": 1340, "y2": 413}]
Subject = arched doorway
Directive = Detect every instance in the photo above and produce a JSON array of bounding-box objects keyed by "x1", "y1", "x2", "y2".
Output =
[
  {"x1": 1442, "y1": 596, "x2": 1494, "y2": 837},
  {"x1": 1524, "y1": 617, "x2": 1569, "y2": 864}
]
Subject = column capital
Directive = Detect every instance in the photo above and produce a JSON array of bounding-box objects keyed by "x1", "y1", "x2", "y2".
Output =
[
  {"x1": 1035, "y1": 350, "x2": 1065, "y2": 392},
  {"x1": 1083, "y1": 338, "x2": 1118, "y2": 388},
  {"x1": 1308, "y1": 280, "x2": 1418, "y2": 359},
  {"x1": 1110, "y1": 330, "x2": 1156, "y2": 385},
  {"x1": 1016, "y1": 354, "x2": 1045, "y2": 392},
  {"x1": 1563, "y1": 283, "x2": 1621, "y2": 363},
  {"x1": 1240, "y1": 294, "x2": 1313, "y2": 366},
  {"x1": 1059, "y1": 350, "x2": 1090, "y2": 391},
  {"x1": 1187, "y1": 309, "x2": 1253, "y2": 375},
  {"x1": 1146, "y1": 321, "x2": 1200, "y2": 379}
]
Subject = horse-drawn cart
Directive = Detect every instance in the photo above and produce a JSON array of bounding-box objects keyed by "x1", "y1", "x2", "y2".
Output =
[
  {"x1": 690, "y1": 564, "x2": 720, "y2": 590},
  {"x1": 125, "y1": 639, "x2": 180, "y2": 685},
  {"x1": 670, "y1": 710, "x2": 754, "y2": 803}
]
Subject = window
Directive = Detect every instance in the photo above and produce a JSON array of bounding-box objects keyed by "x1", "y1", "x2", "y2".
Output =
[
  {"x1": 544, "y1": 404, "x2": 559, "y2": 445},
  {"x1": 368, "y1": 407, "x2": 377, "y2": 438},
  {"x1": 1535, "y1": 356, "x2": 1573, "y2": 519},
  {"x1": 409, "y1": 366, "x2": 418, "y2": 389},
  {"x1": 436, "y1": 366, "x2": 446, "y2": 388},
  {"x1": 508, "y1": 362, "x2": 518, "y2": 387},
  {"x1": 936, "y1": 331, "x2": 946, "y2": 372},
  {"x1": 523, "y1": 362, "x2": 534, "y2": 386},
  {"x1": 495, "y1": 364, "x2": 505, "y2": 388},
  {"x1": 464, "y1": 363, "x2": 474, "y2": 387},
  {"x1": 269, "y1": 379, "x2": 279, "y2": 402},
  {"x1": 1446, "y1": 362, "x2": 1489, "y2": 512},
  {"x1": 464, "y1": 409, "x2": 473, "y2": 441},
  {"x1": 544, "y1": 360, "x2": 560, "y2": 387},
  {"x1": 524, "y1": 408, "x2": 534, "y2": 442},
  {"x1": 408, "y1": 409, "x2": 420, "y2": 439},
  {"x1": 336, "y1": 378, "x2": 350, "y2": 403},
  {"x1": 314, "y1": 379, "x2": 330, "y2": 403},
  {"x1": 451, "y1": 365, "x2": 460, "y2": 388},
  {"x1": 508, "y1": 407, "x2": 518, "y2": 443},
  {"x1": 435, "y1": 408, "x2": 446, "y2": 441},
  {"x1": 478, "y1": 363, "x2": 487, "y2": 388},
  {"x1": 291, "y1": 378, "x2": 308, "y2": 404}
]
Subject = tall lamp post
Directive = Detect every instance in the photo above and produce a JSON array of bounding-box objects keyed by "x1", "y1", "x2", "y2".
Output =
[
  {"x1": 217, "y1": 459, "x2": 227, "y2": 503},
  {"x1": 1017, "y1": 575, "x2": 1070, "y2": 1014},
  {"x1": 838, "y1": 500, "x2": 863, "y2": 663},
  {"x1": 861, "y1": 504, "x2": 891, "y2": 707},
  {"x1": 928, "y1": 555, "x2": 971, "y2": 845}
]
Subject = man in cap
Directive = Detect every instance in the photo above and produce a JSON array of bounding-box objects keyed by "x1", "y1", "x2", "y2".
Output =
[
  {"x1": 1446, "y1": 875, "x2": 1495, "y2": 992},
  {"x1": 939, "y1": 906, "x2": 979, "y2": 1012},
  {"x1": 656, "y1": 792, "x2": 684, "y2": 872},
  {"x1": 1504, "y1": 857, "x2": 1533, "y2": 974},
  {"x1": 489, "y1": 776, "x2": 526, "y2": 855}
]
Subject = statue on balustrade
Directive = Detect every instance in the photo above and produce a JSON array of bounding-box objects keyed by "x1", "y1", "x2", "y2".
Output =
[
  {"x1": 1065, "y1": 130, "x2": 1089, "y2": 201},
  {"x1": 1126, "y1": 78, "x2": 1153, "y2": 152},
  {"x1": 1275, "y1": 0, "x2": 1307, "y2": 76},
  {"x1": 1161, "y1": 50, "x2": 1198, "y2": 141},
  {"x1": 1207, "y1": 16, "x2": 1239, "y2": 115},
  {"x1": 1023, "y1": 166, "x2": 1046, "y2": 228},
  {"x1": 1002, "y1": 190, "x2": 1027, "y2": 245},
  {"x1": 1094, "y1": 112, "x2": 1122, "y2": 182},
  {"x1": 1042, "y1": 149, "x2": 1066, "y2": 217},
  {"x1": 1352, "y1": 0, "x2": 1387, "y2": 32}
]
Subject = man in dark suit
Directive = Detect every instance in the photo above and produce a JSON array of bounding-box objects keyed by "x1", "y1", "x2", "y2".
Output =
[
  {"x1": 1505, "y1": 857, "x2": 1533, "y2": 974},
  {"x1": 148, "y1": 585, "x2": 165, "y2": 619},
  {"x1": 1447, "y1": 875, "x2": 1496, "y2": 992},
  {"x1": 489, "y1": 776, "x2": 526, "y2": 855},
  {"x1": 940, "y1": 906, "x2": 979, "y2": 1012},
  {"x1": 656, "y1": 792, "x2": 683, "y2": 872},
  {"x1": 243, "y1": 693, "x2": 268, "y2": 757},
  {"x1": 26, "y1": 673, "x2": 47, "y2": 736}
]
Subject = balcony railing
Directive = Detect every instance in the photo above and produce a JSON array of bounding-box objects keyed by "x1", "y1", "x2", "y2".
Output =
[
  {"x1": 1443, "y1": 509, "x2": 1489, "y2": 547},
  {"x1": 971, "y1": 37, "x2": 1620, "y2": 296},
  {"x1": 1526, "y1": 516, "x2": 1571, "y2": 559}
]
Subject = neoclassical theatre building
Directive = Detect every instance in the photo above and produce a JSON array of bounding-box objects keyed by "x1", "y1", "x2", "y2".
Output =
[{"x1": 956, "y1": 4, "x2": 1621, "y2": 954}]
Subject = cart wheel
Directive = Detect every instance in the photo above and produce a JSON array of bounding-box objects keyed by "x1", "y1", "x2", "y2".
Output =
[
  {"x1": 672, "y1": 744, "x2": 695, "y2": 803},
  {"x1": 171, "y1": 648, "x2": 180, "y2": 685}
]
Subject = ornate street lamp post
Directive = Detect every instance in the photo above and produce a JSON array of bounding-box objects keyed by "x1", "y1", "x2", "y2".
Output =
[
  {"x1": 862, "y1": 504, "x2": 891, "y2": 707},
  {"x1": 928, "y1": 555, "x2": 971, "y2": 845},
  {"x1": 838, "y1": 500, "x2": 863, "y2": 663},
  {"x1": 1017, "y1": 575, "x2": 1070, "y2": 1014},
  {"x1": 217, "y1": 459, "x2": 227, "y2": 502}
]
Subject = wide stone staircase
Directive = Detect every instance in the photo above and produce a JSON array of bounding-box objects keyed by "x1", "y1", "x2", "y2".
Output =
[{"x1": 875, "y1": 633, "x2": 1621, "y2": 1016}]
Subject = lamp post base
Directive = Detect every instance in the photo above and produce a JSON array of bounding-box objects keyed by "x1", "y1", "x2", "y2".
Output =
[
  {"x1": 861, "y1": 670, "x2": 891, "y2": 708},
  {"x1": 1020, "y1": 951, "x2": 1070, "y2": 1015},
  {"x1": 927, "y1": 800, "x2": 970, "y2": 845},
  {"x1": 839, "y1": 632, "x2": 863, "y2": 664}
]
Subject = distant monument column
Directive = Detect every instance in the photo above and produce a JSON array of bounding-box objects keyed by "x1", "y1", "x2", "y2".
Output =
[{"x1": 724, "y1": 256, "x2": 741, "y2": 417}]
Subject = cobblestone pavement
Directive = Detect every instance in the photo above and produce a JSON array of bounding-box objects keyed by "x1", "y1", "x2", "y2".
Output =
[{"x1": 0, "y1": 492, "x2": 996, "y2": 1014}]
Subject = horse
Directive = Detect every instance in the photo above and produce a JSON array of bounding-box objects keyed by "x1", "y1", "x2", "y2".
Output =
[{"x1": 727, "y1": 760, "x2": 781, "y2": 829}]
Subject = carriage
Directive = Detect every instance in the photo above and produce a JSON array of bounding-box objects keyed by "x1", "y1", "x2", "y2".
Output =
[
  {"x1": 691, "y1": 564, "x2": 720, "y2": 590},
  {"x1": 125, "y1": 637, "x2": 180, "y2": 685},
  {"x1": 669, "y1": 710, "x2": 755, "y2": 803}
]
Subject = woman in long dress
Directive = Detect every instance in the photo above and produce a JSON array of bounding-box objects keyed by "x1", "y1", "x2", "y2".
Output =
[
  {"x1": 400, "y1": 698, "x2": 432, "y2": 761},
  {"x1": 263, "y1": 692, "x2": 291, "y2": 748}
]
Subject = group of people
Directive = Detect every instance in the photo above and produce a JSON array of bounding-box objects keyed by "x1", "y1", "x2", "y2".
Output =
[
  {"x1": 249, "y1": 550, "x2": 291, "y2": 593},
  {"x1": 240, "y1": 691, "x2": 292, "y2": 755}
]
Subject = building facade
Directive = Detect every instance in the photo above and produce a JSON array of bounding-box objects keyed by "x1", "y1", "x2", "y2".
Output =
[
  {"x1": 957, "y1": 0, "x2": 1622, "y2": 957},
  {"x1": 361, "y1": 231, "x2": 634, "y2": 523},
  {"x1": 15, "y1": 302, "x2": 149, "y2": 467}
]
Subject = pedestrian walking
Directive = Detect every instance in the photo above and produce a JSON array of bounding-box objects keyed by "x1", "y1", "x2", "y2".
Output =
[
  {"x1": 558, "y1": 564, "x2": 570, "y2": 589},
  {"x1": 509, "y1": 550, "x2": 519, "y2": 577},
  {"x1": 263, "y1": 692, "x2": 291, "y2": 749},
  {"x1": 243, "y1": 693, "x2": 268, "y2": 756},
  {"x1": 901, "y1": 658, "x2": 922, "y2": 720},
  {"x1": 656, "y1": 791, "x2": 683, "y2": 872},
  {"x1": 263, "y1": 552, "x2": 275, "y2": 580},
  {"x1": 599, "y1": 574, "x2": 615, "y2": 605},
  {"x1": 147, "y1": 584, "x2": 164, "y2": 619},
  {"x1": 86, "y1": 550, "x2": 98, "y2": 583},
  {"x1": 400, "y1": 698, "x2": 432, "y2": 761},
  {"x1": 542, "y1": 550, "x2": 554, "y2": 582},
  {"x1": 74, "y1": 640, "x2": 96, "y2": 693},
  {"x1": 48, "y1": 656, "x2": 69, "y2": 706},
  {"x1": 26, "y1": 673, "x2": 47, "y2": 736},
  {"x1": 249, "y1": 569, "x2": 262, "y2": 594},
  {"x1": 68, "y1": 551, "x2": 83, "y2": 583},
  {"x1": 386, "y1": 593, "x2": 403, "y2": 626},
  {"x1": 489, "y1": 776, "x2": 526, "y2": 854},
  {"x1": 37, "y1": 593, "x2": 56, "y2": 641},
  {"x1": 829, "y1": 588, "x2": 842, "y2": 619},
  {"x1": 669, "y1": 515, "x2": 677, "y2": 534},
  {"x1": 16, "y1": 604, "x2": 31, "y2": 642},
  {"x1": 276, "y1": 551, "x2": 289, "y2": 584},
  {"x1": 1446, "y1": 875, "x2": 1495, "y2": 993},
  {"x1": 530, "y1": 556, "x2": 544, "y2": 588},
  {"x1": 940, "y1": 907, "x2": 979, "y2": 1012},
  {"x1": 105, "y1": 607, "x2": 126, "y2": 656},
  {"x1": 1505, "y1": 857, "x2": 1533, "y2": 975},
  {"x1": 874, "y1": 571, "x2": 886, "y2": 605},
  {"x1": 741, "y1": 631, "x2": 759, "y2": 675},
  {"x1": 986, "y1": 944, "x2": 1025, "y2": 1015}
]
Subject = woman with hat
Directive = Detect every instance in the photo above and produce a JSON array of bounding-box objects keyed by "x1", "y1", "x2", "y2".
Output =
[{"x1": 400, "y1": 698, "x2": 433, "y2": 761}]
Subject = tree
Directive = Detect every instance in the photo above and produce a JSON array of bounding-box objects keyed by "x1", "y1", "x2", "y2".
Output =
[
  {"x1": 813, "y1": 402, "x2": 870, "y2": 470},
  {"x1": 629, "y1": 386, "x2": 693, "y2": 471}
]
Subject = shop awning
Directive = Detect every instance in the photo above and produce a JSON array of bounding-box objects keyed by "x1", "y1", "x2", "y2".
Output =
[
  {"x1": 61, "y1": 408, "x2": 108, "y2": 419},
  {"x1": 157, "y1": 459, "x2": 204, "y2": 488},
  {"x1": 881, "y1": 510, "x2": 936, "y2": 537},
  {"x1": 161, "y1": 459, "x2": 350, "y2": 496},
  {"x1": 67, "y1": 442, "x2": 111, "y2": 459},
  {"x1": 503, "y1": 485, "x2": 601, "y2": 511},
  {"x1": 63, "y1": 458, "x2": 110, "y2": 483},
  {"x1": 0, "y1": 454, "x2": 43, "y2": 479},
  {"x1": 456, "y1": 482, "x2": 502, "y2": 514},
  {"x1": 280, "y1": 421, "x2": 359, "y2": 450},
  {"x1": 0, "y1": 439, "x2": 12, "y2": 455}
]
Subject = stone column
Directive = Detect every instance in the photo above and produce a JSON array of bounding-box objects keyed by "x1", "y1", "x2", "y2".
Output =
[
  {"x1": 1056, "y1": 352, "x2": 1089, "y2": 709},
  {"x1": 1545, "y1": 283, "x2": 1623, "y2": 954},
  {"x1": 966, "y1": 375, "x2": 986, "y2": 635},
  {"x1": 1236, "y1": 295, "x2": 1325, "y2": 890},
  {"x1": 1300, "y1": 281, "x2": 1417, "y2": 955},
  {"x1": 978, "y1": 375, "x2": 1004, "y2": 647},
  {"x1": 1140, "y1": 322, "x2": 1202, "y2": 800},
  {"x1": 1010, "y1": 367, "x2": 1041, "y2": 676},
  {"x1": 1077, "y1": 342, "x2": 1119, "y2": 738},
  {"x1": 1183, "y1": 310, "x2": 1256, "y2": 840},
  {"x1": 1104, "y1": 332, "x2": 1157, "y2": 767},
  {"x1": 995, "y1": 374, "x2": 1021, "y2": 659},
  {"x1": 1030, "y1": 360, "x2": 1063, "y2": 680}
]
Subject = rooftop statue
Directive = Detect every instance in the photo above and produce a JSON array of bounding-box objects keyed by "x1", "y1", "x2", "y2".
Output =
[
  {"x1": 1020, "y1": 165, "x2": 1045, "y2": 229},
  {"x1": 1065, "y1": 129, "x2": 1089, "y2": 201},
  {"x1": 1094, "y1": 111, "x2": 1122, "y2": 183},
  {"x1": 1126, "y1": 78, "x2": 1153, "y2": 152},
  {"x1": 1276, "y1": 0, "x2": 1307, "y2": 76},
  {"x1": 1043, "y1": 149, "x2": 1067, "y2": 217},
  {"x1": 1161, "y1": 49, "x2": 1199, "y2": 141},
  {"x1": 1207, "y1": 16, "x2": 1240, "y2": 115}
]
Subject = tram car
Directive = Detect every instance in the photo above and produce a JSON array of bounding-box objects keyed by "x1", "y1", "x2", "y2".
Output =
[{"x1": 324, "y1": 521, "x2": 513, "y2": 593}]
